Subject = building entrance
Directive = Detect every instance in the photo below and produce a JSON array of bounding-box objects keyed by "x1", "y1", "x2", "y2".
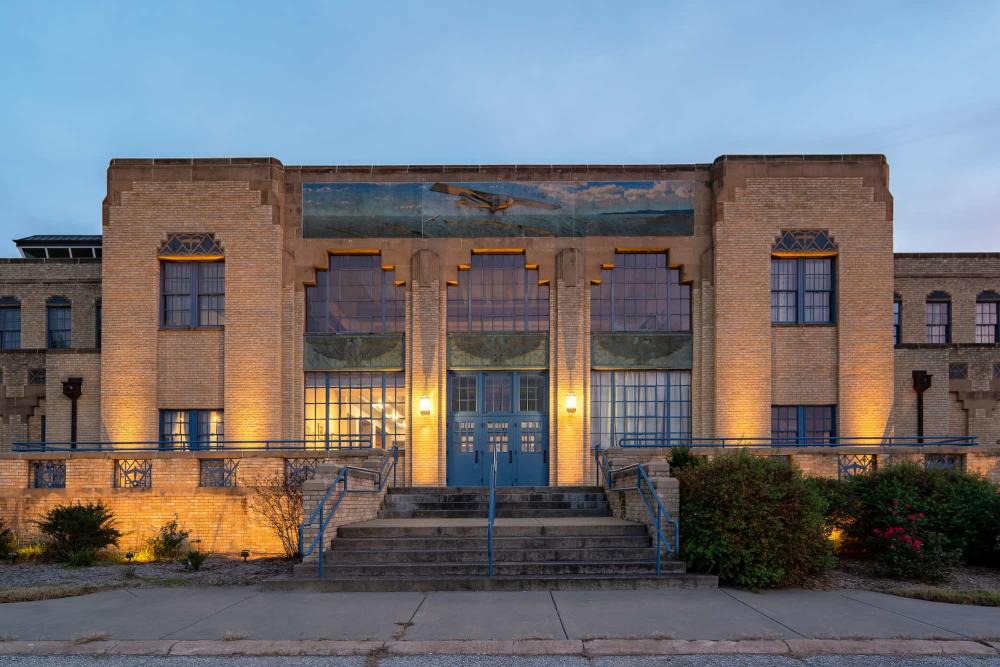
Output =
[{"x1": 446, "y1": 371, "x2": 548, "y2": 487}]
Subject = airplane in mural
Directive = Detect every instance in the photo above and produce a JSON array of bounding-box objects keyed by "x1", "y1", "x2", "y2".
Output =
[{"x1": 430, "y1": 183, "x2": 561, "y2": 214}]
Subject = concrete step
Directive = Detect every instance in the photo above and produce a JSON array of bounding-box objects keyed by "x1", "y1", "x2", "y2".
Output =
[
  {"x1": 381, "y1": 501, "x2": 609, "y2": 511},
  {"x1": 386, "y1": 492, "x2": 607, "y2": 504},
  {"x1": 330, "y1": 535, "x2": 654, "y2": 550},
  {"x1": 388, "y1": 486, "x2": 604, "y2": 495},
  {"x1": 377, "y1": 508, "x2": 612, "y2": 519},
  {"x1": 325, "y1": 547, "x2": 661, "y2": 563},
  {"x1": 272, "y1": 573, "x2": 718, "y2": 592},
  {"x1": 301, "y1": 560, "x2": 684, "y2": 577},
  {"x1": 337, "y1": 522, "x2": 646, "y2": 539}
]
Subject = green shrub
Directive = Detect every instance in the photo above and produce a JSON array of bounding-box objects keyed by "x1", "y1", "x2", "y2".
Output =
[
  {"x1": 868, "y1": 500, "x2": 959, "y2": 581},
  {"x1": 183, "y1": 549, "x2": 209, "y2": 571},
  {"x1": 37, "y1": 502, "x2": 122, "y2": 561},
  {"x1": 0, "y1": 518, "x2": 13, "y2": 558},
  {"x1": 844, "y1": 464, "x2": 1000, "y2": 567},
  {"x1": 668, "y1": 447, "x2": 701, "y2": 472},
  {"x1": 66, "y1": 548, "x2": 96, "y2": 567},
  {"x1": 676, "y1": 451, "x2": 832, "y2": 588},
  {"x1": 148, "y1": 516, "x2": 190, "y2": 561}
]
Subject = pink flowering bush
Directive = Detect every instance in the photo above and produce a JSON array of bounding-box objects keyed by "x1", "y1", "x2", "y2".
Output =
[{"x1": 869, "y1": 499, "x2": 958, "y2": 581}]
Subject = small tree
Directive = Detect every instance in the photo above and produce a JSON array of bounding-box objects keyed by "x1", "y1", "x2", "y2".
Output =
[
  {"x1": 0, "y1": 518, "x2": 14, "y2": 557},
  {"x1": 148, "y1": 516, "x2": 191, "y2": 561},
  {"x1": 248, "y1": 471, "x2": 303, "y2": 559},
  {"x1": 37, "y1": 502, "x2": 122, "y2": 561}
]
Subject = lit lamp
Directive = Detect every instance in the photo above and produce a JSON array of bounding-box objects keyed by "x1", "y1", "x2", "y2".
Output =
[
  {"x1": 419, "y1": 396, "x2": 432, "y2": 416},
  {"x1": 566, "y1": 393, "x2": 577, "y2": 414}
]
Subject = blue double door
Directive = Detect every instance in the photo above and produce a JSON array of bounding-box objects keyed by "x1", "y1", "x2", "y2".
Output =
[{"x1": 447, "y1": 371, "x2": 549, "y2": 487}]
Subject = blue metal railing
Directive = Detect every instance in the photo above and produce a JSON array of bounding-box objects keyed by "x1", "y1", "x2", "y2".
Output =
[
  {"x1": 487, "y1": 447, "x2": 499, "y2": 577},
  {"x1": 595, "y1": 448, "x2": 678, "y2": 575},
  {"x1": 298, "y1": 446, "x2": 399, "y2": 577},
  {"x1": 12, "y1": 436, "x2": 375, "y2": 453},
  {"x1": 616, "y1": 435, "x2": 977, "y2": 448}
]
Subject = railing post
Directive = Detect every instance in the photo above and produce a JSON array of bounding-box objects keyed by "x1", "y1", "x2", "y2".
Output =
[
  {"x1": 655, "y1": 500, "x2": 662, "y2": 576},
  {"x1": 318, "y1": 504, "x2": 325, "y2": 579}
]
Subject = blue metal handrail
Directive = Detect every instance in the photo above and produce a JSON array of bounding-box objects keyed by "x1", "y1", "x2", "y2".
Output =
[
  {"x1": 594, "y1": 448, "x2": 678, "y2": 575},
  {"x1": 13, "y1": 436, "x2": 375, "y2": 453},
  {"x1": 616, "y1": 435, "x2": 977, "y2": 448},
  {"x1": 487, "y1": 447, "x2": 499, "y2": 577},
  {"x1": 298, "y1": 446, "x2": 399, "y2": 577}
]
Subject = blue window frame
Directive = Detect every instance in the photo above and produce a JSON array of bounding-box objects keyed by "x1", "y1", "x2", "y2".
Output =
[
  {"x1": 771, "y1": 258, "x2": 835, "y2": 324},
  {"x1": 590, "y1": 370, "x2": 691, "y2": 448},
  {"x1": 159, "y1": 409, "x2": 224, "y2": 450},
  {"x1": 448, "y1": 253, "x2": 548, "y2": 333},
  {"x1": 976, "y1": 291, "x2": 1000, "y2": 343},
  {"x1": 925, "y1": 294, "x2": 951, "y2": 343},
  {"x1": 771, "y1": 405, "x2": 837, "y2": 444},
  {"x1": 304, "y1": 372, "x2": 405, "y2": 448},
  {"x1": 591, "y1": 252, "x2": 690, "y2": 332},
  {"x1": 161, "y1": 261, "x2": 225, "y2": 328},
  {"x1": 0, "y1": 297, "x2": 20, "y2": 349},
  {"x1": 306, "y1": 254, "x2": 404, "y2": 334},
  {"x1": 46, "y1": 297, "x2": 71, "y2": 348},
  {"x1": 893, "y1": 296, "x2": 901, "y2": 345}
]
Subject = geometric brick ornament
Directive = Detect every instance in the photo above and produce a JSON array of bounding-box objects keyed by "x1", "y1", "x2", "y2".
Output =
[
  {"x1": 157, "y1": 233, "x2": 224, "y2": 260},
  {"x1": 772, "y1": 230, "x2": 838, "y2": 257}
]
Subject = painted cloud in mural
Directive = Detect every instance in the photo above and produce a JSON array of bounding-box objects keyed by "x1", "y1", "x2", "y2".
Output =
[{"x1": 302, "y1": 180, "x2": 694, "y2": 238}]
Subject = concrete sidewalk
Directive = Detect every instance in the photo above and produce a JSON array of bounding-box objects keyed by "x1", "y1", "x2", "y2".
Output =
[{"x1": 1, "y1": 586, "x2": 999, "y2": 645}]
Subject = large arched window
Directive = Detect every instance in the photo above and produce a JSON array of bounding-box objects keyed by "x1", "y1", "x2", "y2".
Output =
[
  {"x1": 977, "y1": 290, "x2": 1000, "y2": 343},
  {"x1": 447, "y1": 252, "x2": 548, "y2": 332},
  {"x1": 591, "y1": 252, "x2": 690, "y2": 332},
  {"x1": 306, "y1": 254, "x2": 404, "y2": 334}
]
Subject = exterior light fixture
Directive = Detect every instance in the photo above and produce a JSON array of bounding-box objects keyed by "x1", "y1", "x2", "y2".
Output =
[
  {"x1": 125, "y1": 551, "x2": 135, "y2": 563},
  {"x1": 419, "y1": 396, "x2": 432, "y2": 416},
  {"x1": 566, "y1": 393, "x2": 577, "y2": 414},
  {"x1": 240, "y1": 549, "x2": 250, "y2": 562}
]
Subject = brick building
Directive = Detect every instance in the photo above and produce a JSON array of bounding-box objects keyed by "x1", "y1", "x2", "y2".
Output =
[{"x1": 1, "y1": 154, "x2": 998, "y2": 554}]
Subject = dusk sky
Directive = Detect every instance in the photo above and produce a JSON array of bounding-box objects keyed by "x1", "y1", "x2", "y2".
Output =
[{"x1": 1, "y1": 1, "x2": 997, "y2": 256}]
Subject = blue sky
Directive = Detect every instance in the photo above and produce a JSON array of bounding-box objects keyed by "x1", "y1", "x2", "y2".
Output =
[{"x1": 1, "y1": 1, "x2": 998, "y2": 255}]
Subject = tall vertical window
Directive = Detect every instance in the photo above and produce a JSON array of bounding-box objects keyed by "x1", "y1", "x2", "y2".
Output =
[
  {"x1": 591, "y1": 252, "x2": 690, "y2": 332},
  {"x1": 448, "y1": 252, "x2": 548, "y2": 332},
  {"x1": 305, "y1": 372, "x2": 405, "y2": 448},
  {"x1": 161, "y1": 261, "x2": 225, "y2": 328},
  {"x1": 46, "y1": 296, "x2": 71, "y2": 348},
  {"x1": 306, "y1": 254, "x2": 404, "y2": 333},
  {"x1": 159, "y1": 409, "x2": 224, "y2": 450},
  {"x1": 590, "y1": 370, "x2": 691, "y2": 448},
  {"x1": 0, "y1": 297, "x2": 20, "y2": 349},
  {"x1": 925, "y1": 292, "x2": 951, "y2": 343},
  {"x1": 771, "y1": 258, "x2": 835, "y2": 324},
  {"x1": 976, "y1": 291, "x2": 1000, "y2": 343},
  {"x1": 893, "y1": 295, "x2": 902, "y2": 345},
  {"x1": 771, "y1": 405, "x2": 837, "y2": 444},
  {"x1": 94, "y1": 300, "x2": 102, "y2": 349}
]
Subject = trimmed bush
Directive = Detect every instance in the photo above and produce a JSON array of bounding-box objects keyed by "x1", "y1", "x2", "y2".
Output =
[
  {"x1": 668, "y1": 446, "x2": 701, "y2": 472},
  {"x1": 676, "y1": 451, "x2": 833, "y2": 588},
  {"x1": 868, "y1": 500, "x2": 958, "y2": 581},
  {"x1": 844, "y1": 464, "x2": 1000, "y2": 567},
  {"x1": 37, "y1": 502, "x2": 122, "y2": 561}
]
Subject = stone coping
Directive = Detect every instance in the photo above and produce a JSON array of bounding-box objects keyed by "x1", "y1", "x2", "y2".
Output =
[
  {"x1": 0, "y1": 449, "x2": 399, "y2": 461},
  {"x1": 0, "y1": 638, "x2": 995, "y2": 657}
]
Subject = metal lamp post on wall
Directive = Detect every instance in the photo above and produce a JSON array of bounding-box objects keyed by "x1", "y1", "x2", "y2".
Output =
[
  {"x1": 911, "y1": 370, "x2": 932, "y2": 444},
  {"x1": 61, "y1": 377, "x2": 83, "y2": 449}
]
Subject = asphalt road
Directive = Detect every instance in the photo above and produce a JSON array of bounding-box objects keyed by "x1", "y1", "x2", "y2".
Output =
[{"x1": 3, "y1": 656, "x2": 1000, "y2": 667}]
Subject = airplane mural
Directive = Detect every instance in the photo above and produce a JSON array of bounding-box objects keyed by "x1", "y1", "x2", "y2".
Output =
[{"x1": 302, "y1": 180, "x2": 694, "y2": 238}]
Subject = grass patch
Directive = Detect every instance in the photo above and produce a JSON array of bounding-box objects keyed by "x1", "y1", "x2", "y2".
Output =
[
  {"x1": 888, "y1": 587, "x2": 1000, "y2": 606},
  {"x1": 0, "y1": 582, "x2": 123, "y2": 604}
]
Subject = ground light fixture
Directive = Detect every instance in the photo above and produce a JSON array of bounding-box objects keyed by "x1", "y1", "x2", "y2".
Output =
[
  {"x1": 566, "y1": 393, "x2": 577, "y2": 413},
  {"x1": 125, "y1": 551, "x2": 135, "y2": 563},
  {"x1": 419, "y1": 395, "x2": 432, "y2": 416},
  {"x1": 241, "y1": 549, "x2": 250, "y2": 562}
]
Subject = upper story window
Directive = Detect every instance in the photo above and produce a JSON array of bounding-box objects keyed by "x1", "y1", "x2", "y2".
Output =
[
  {"x1": 448, "y1": 252, "x2": 548, "y2": 333},
  {"x1": 770, "y1": 230, "x2": 837, "y2": 325},
  {"x1": 306, "y1": 254, "x2": 404, "y2": 334},
  {"x1": 46, "y1": 296, "x2": 71, "y2": 348},
  {"x1": 925, "y1": 291, "x2": 951, "y2": 343},
  {"x1": 591, "y1": 252, "x2": 690, "y2": 332},
  {"x1": 893, "y1": 295, "x2": 902, "y2": 345},
  {"x1": 771, "y1": 405, "x2": 837, "y2": 444},
  {"x1": 160, "y1": 409, "x2": 224, "y2": 450},
  {"x1": 158, "y1": 233, "x2": 225, "y2": 329},
  {"x1": 976, "y1": 290, "x2": 1000, "y2": 343},
  {"x1": 0, "y1": 297, "x2": 20, "y2": 349}
]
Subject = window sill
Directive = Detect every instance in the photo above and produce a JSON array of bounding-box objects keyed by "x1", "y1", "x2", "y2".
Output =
[
  {"x1": 159, "y1": 326, "x2": 225, "y2": 332},
  {"x1": 771, "y1": 322, "x2": 837, "y2": 328}
]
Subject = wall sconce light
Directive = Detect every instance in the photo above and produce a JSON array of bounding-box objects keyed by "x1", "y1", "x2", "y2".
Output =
[
  {"x1": 419, "y1": 396, "x2": 432, "y2": 416},
  {"x1": 566, "y1": 393, "x2": 577, "y2": 414}
]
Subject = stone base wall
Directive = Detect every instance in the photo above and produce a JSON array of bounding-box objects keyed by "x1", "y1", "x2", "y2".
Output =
[
  {"x1": 601, "y1": 449, "x2": 680, "y2": 554},
  {"x1": 299, "y1": 464, "x2": 388, "y2": 563},
  {"x1": 0, "y1": 449, "x2": 401, "y2": 555}
]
